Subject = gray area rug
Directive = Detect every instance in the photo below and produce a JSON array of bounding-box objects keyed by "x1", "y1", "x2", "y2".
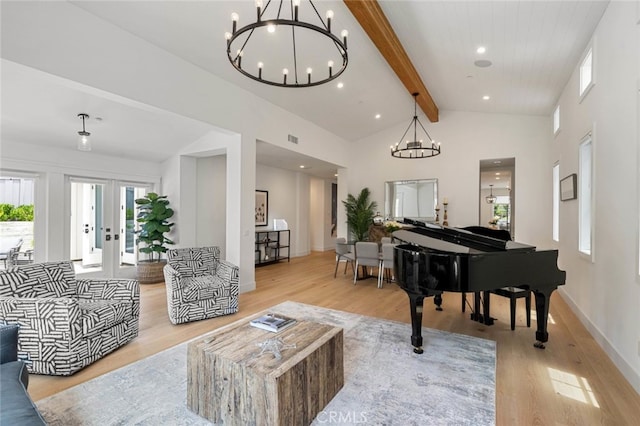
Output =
[{"x1": 37, "y1": 301, "x2": 496, "y2": 425}]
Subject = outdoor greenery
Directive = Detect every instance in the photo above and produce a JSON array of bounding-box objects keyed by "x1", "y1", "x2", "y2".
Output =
[
  {"x1": 0, "y1": 204, "x2": 34, "y2": 221},
  {"x1": 342, "y1": 187, "x2": 378, "y2": 242},
  {"x1": 134, "y1": 193, "x2": 175, "y2": 262}
]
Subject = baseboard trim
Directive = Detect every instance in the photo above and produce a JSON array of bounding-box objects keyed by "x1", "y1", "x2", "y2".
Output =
[
  {"x1": 558, "y1": 288, "x2": 640, "y2": 394},
  {"x1": 239, "y1": 280, "x2": 256, "y2": 294}
]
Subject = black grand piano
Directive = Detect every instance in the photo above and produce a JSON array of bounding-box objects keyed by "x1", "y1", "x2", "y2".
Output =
[{"x1": 393, "y1": 219, "x2": 566, "y2": 353}]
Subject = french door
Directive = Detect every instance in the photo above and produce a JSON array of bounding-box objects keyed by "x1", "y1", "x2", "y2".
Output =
[{"x1": 68, "y1": 177, "x2": 151, "y2": 278}]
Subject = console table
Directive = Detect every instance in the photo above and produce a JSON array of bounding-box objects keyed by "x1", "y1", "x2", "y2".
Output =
[{"x1": 255, "y1": 230, "x2": 290, "y2": 266}]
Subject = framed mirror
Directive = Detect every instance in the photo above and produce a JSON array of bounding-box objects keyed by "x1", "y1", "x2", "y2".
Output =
[
  {"x1": 384, "y1": 179, "x2": 438, "y2": 222},
  {"x1": 479, "y1": 158, "x2": 515, "y2": 236}
]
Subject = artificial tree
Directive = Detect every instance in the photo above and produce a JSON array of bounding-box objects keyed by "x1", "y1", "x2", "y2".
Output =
[
  {"x1": 134, "y1": 192, "x2": 174, "y2": 283},
  {"x1": 342, "y1": 187, "x2": 378, "y2": 241}
]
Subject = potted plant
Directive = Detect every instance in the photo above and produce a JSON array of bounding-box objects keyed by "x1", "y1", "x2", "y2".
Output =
[
  {"x1": 342, "y1": 187, "x2": 378, "y2": 241},
  {"x1": 135, "y1": 192, "x2": 174, "y2": 284}
]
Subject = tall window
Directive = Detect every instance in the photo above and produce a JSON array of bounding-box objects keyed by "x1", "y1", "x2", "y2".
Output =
[
  {"x1": 552, "y1": 164, "x2": 559, "y2": 242},
  {"x1": 579, "y1": 47, "x2": 594, "y2": 98},
  {"x1": 578, "y1": 135, "x2": 593, "y2": 256},
  {"x1": 553, "y1": 106, "x2": 560, "y2": 135}
]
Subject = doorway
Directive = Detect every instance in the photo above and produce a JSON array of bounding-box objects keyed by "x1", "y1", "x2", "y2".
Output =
[
  {"x1": 479, "y1": 158, "x2": 515, "y2": 237},
  {"x1": 68, "y1": 177, "x2": 151, "y2": 277}
]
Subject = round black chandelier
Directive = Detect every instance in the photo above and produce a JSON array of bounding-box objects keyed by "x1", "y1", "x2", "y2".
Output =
[
  {"x1": 225, "y1": 0, "x2": 348, "y2": 88},
  {"x1": 391, "y1": 93, "x2": 442, "y2": 159}
]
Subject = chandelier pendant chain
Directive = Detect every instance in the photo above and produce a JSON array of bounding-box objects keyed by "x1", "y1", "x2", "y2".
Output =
[
  {"x1": 291, "y1": 21, "x2": 299, "y2": 84},
  {"x1": 413, "y1": 98, "x2": 418, "y2": 143}
]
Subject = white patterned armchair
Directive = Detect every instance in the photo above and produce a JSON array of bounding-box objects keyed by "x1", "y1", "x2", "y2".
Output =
[
  {"x1": 163, "y1": 247, "x2": 239, "y2": 325},
  {"x1": 0, "y1": 261, "x2": 140, "y2": 376}
]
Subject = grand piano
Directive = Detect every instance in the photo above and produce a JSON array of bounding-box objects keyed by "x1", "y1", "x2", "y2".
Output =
[{"x1": 393, "y1": 219, "x2": 566, "y2": 353}]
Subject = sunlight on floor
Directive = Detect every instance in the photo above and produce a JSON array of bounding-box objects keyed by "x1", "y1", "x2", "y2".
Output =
[
  {"x1": 548, "y1": 367, "x2": 600, "y2": 407},
  {"x1": 530, "y1": 311, "x2": 556, "y2": 325}
]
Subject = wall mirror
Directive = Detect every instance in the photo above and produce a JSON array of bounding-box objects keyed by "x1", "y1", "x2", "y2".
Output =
[
  {"x1": 479, "y1": 158, "x2": 515, "y2": 236},
  {"x1": 384, "y1": 179, "x2": 438, "y2": 222}
]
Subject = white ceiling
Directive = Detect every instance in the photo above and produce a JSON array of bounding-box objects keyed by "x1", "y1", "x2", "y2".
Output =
[{"x1": 1, "y1": 1, "x2": 609, "y2": 177}]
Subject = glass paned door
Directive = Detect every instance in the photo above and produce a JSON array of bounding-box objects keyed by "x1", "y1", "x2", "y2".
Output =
[
  {"x1": 69, "y1": 178, "x2": 153, "y2": 278},
  {"x1": 71, "y1": 181, "x2": 105, "y2": 271},
  {"x1": 0, "y1": 175, "x2": 36, "y2": 268},
  {"x1": 119, "y1": 185, "x2": 148, "y2": 267}
]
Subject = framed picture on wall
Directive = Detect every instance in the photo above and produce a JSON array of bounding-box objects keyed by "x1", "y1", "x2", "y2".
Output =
[
  {"x1": 560, "y1": 174, "x2": 577, "y2": 201},
  {"x1": 255, "y1": 190, "x2": 268, "y2": 226}
]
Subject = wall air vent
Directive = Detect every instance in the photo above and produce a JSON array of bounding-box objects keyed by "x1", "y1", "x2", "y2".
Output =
[{"x1": 288, "y1": 134, "x2": 299, "y2": 144}]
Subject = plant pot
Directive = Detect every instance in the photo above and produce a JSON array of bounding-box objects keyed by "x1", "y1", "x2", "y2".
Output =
[{"x1": 137, "y1": 260, "x2": 167, "y2": 284}]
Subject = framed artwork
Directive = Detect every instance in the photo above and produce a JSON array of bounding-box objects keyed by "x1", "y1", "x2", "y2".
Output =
[
  {"x1": 560, "y1": 174, "x2": 577, "y2": 201},
  {"x1": 255, "y1": 190, "x2": 268, "y2": 226}
]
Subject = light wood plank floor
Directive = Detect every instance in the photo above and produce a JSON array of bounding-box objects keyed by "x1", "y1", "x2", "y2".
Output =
[{"x1": 30, "y1": 251, "x2": 640, "y2": 425}]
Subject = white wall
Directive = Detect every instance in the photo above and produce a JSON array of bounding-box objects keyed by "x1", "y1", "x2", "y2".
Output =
[
  {"x1": 196, "y1": 155, "x2": 227, "y2": 259},
  {"x1": 344, "y1": 110, "x2": 552, "y2": 248},
  {"x1": 256, "y1": 164, "x2": 311, "y2": 258},
  {"x1": 551, "y1": 1, "x2": 640, "y2": 392}
]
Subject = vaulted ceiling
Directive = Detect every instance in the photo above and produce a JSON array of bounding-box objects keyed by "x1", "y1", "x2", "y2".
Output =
[{"x1": 1, "y1": 1, "x2": 609, "y2": 179}]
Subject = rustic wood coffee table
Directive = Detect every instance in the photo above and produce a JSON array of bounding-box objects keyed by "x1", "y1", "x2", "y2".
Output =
[{"x1": 187, "y1": 311, "x2": 344, "y2": 426}]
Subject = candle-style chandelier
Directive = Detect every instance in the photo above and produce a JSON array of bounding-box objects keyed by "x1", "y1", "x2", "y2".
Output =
[
  {"x1": 225, "y1": 0, "x2": 348, "y2": 88},
  {"x1": 391, "y1": 93, "x2": 442, "y2": 159}
]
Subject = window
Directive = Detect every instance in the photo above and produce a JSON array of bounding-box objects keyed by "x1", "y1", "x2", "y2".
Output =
[
  {"x1": 491, "y1": 196, "x2": 511, "y2": 231},
  {"x1": 579, "y1": 47, "x2": 594, "y2": 98},
  {"x1": 553, "y1": 106, "x2": 560, "y2": 135},
  {"x1": 578, "y1": 135, "x2": 593, "y2": 257},
  {"x1": 553, "y1": 164, "x2": 559, "y2": 242}
]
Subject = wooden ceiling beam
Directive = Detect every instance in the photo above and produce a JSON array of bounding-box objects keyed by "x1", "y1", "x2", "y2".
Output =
[{"x1": 344, "y1": 0, "x2": 439, "y2": 122}]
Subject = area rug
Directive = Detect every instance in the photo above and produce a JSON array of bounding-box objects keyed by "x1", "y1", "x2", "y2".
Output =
[{"x1": 37, "y1": 301, "x2": 496, "y2": 425}]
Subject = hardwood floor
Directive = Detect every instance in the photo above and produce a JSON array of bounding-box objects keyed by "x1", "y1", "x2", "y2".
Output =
[{"x1": 30, "y1": 251, "x2": 640, "y2": 425}]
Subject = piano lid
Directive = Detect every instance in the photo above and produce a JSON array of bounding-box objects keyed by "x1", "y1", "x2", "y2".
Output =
[{"x1": 393, "y1": 218, "x2": 535, "y2": 253}]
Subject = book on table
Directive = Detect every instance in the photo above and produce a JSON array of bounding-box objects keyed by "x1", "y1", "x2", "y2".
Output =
[{"x1": 250, "y1": 313, "x2": 297, "y2": 332}]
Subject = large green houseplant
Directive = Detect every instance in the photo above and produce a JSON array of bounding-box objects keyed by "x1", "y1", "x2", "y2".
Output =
[
  {"x1": 342, "y1": 187, "x2": 378, "y2": 241},
  {"x1": 135, "y1": 192, "x2": 174, "y2": 283}
]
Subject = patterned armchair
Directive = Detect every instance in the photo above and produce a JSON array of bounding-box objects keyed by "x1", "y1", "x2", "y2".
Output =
[
  {"x1": 0, "y1": 261, "x2": 140, "y2": 376},
  {"x1": 163, "y1": 247, "x2": 239, "y2": 325}
]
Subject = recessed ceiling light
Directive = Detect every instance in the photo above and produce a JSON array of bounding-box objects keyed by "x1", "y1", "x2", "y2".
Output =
[
  {"x1": 476, "y1": 46, "x2": 486, "y2": 54},
  {"x1": 375, "y1": 114, "x2": 381, "y2": 119},
  {"x1": 493, "y1": 160, "x2": 502, "y2": 164},
  {"x1": 495, "y1": 172, "x2": 501, "y2": 175},
  {"x1": 334, "y1": 173, "x2": 338, "y2": 177},
  {"x1": 337, "y1": 82, "x2": 344, "y2": 89},
  {"x1": 495, "y1": 177, "x2": 500, "y2": 180},
  {"x1": 299, "y1": 165, "x2": 305, "y2": 169},
  {"x1": 482, "y1": 95, "x2": 491, "y2": 100}
]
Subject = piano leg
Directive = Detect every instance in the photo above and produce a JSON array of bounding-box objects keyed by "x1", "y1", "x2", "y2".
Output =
[
  {"x1": 532, "y1": 288, "x2": 554, "y2": 349},
  {"x1": 470, "y1": 292, "x2": 482, "y2": 322},
  {"x1": 408, "y1": 293, "x2": 425, "y2": 354},
  {"x1": 482, "y1": 290, "x2": 494, "y2": 326}
]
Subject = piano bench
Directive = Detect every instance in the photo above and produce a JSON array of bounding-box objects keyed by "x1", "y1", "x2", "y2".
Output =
[{"x1": 491, "y1": 287, "x2": 531, "y2": 330}]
